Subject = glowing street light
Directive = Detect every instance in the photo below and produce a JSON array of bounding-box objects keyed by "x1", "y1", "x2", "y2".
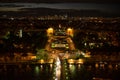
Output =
[
  {"x1": 67, "y1": 28, "x2": 73, "y2": 37},
  {"x1": 76, "y1": 59, "x2": 84, "y2": 64},
  {"x1": 47, "y1": 27, "x2": 54, "y2": 36},
  {"x1": 38, "y1": 59, "x2": 45, "y2": 64},
  {"x1": 68, "y1": 59, "x2": 75, "y2": 64}
]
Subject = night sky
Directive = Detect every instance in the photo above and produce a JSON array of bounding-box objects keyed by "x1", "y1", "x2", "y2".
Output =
[
  {"x1": 0, "y1": 0, "x2": 120, "y2": 17},
  {"x1": 0, "y1": 0, "x2": 120, "y2": 3},
  {"x1": 0, "y1": 3, "x2": 120, "y2": 12}
]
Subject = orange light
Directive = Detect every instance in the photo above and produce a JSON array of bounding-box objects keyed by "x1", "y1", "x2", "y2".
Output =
[
  {"x1": 47, "y1": 27, "x2": 54, "y2": 36},
  {"x1": 38, "y1": 59, "x2": 45, "y2": 64},
  {"x1": 76, "y1": 59, "x2": 84, "y2": 64},
  {"x1": 68, "y1": 59, "x2": 74, "y2": 64},
  {"x1": 67, "y1": 28, "x2": 73, "y2": 37}
]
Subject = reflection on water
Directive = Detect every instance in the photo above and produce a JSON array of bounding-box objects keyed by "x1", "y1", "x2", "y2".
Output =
[
  {"x1": 0, "y1": 62, "x2": 120, "y2": 80},
  {"x1": 68, "y1": 62, "x2": 120, "y2": 80},
  {"x1": 54, "y1": 57, "x2": 61, "y2": 80},
  {"x1": 69, "y1": 64, "x2": 76, "y2": 74},
  {"x1": 0, "y1": 64, "x2": 54, "y2": 80},
  {"x1": 68, "y1": 64, "x2": 93, "y2": 80},
  {"x1": 35, "y1": 66, "x2": 40, "y2": 76}
]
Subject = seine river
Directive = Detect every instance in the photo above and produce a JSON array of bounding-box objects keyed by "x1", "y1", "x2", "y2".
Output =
[{"x1": 0, "y1": 61, "x2": 120, "y2": 80}]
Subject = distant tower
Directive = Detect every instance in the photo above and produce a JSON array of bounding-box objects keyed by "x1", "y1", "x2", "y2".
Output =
[
  {"x1": 19, "y1": 29, "x2": 22, "y2": 38},
  {"x1": 59, "y1": 24, "x2": 61, "y2": 28}
]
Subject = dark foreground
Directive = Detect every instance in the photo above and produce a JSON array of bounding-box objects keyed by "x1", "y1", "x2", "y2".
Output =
[{"x1": 0, "y1": 61, "x2": 120, "y2": 80}]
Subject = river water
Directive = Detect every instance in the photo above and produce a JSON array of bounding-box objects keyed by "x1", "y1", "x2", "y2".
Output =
[{"x1": 0, "y1": 62, "x2": 120, "y2": 80}]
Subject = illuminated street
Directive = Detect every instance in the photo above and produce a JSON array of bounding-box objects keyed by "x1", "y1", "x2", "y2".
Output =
[{"x1": 54, "y1": 57, "x2": 61, "y2": 80}]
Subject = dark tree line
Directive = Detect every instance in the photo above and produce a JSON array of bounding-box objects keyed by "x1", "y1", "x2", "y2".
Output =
[{"x1": 0, "y1": 30, "x2": 48, "y2": 55}]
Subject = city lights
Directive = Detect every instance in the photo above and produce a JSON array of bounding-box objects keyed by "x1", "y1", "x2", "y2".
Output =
[
  {"x1": 0, "y1": 12, "x2": 119, "y2": 80},
  {"x1": 67, "y1": 28, "x2": 73, "y2": 37},
  {"x1": 47, "y1": 27, "x2": 54, "y2": 36}
]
